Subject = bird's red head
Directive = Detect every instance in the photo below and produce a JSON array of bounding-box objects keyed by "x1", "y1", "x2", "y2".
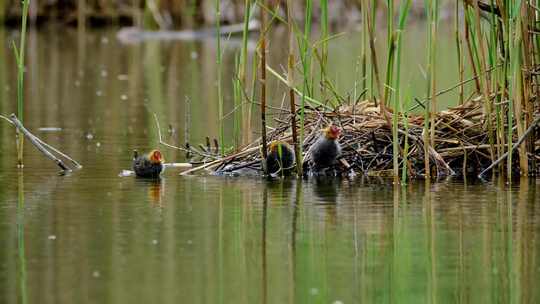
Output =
[
  {"x1": 148, "y1": 150, "x2": 164, "y2": 164},
  {"x1": 323, "y1": 125, "x2": 341, "y2": 140}
]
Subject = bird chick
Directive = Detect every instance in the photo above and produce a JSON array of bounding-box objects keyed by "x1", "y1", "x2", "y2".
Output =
[
  {"x1": 133, "y1": 149, "x2": 164, "y2": 178},
  {"x1": 309, "y1": 125, "x2": 342, "y2": 171},
  {"x1": 265, "y1": 141, "x2": 295, "y2": 175}
]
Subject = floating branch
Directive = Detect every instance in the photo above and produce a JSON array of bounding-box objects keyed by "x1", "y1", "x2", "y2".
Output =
[{"x1": 6, "y1": 114, "x2": 81, "y2": 172}]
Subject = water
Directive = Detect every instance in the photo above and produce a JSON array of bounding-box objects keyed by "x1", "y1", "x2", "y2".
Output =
[{"x1": 0, "y1": 25, "x2": 539, "y2": 303}]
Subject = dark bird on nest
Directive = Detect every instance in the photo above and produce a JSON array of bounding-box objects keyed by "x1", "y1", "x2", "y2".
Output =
[
  {"x1": 309, "y1": 125, "x2": 342, "y2": 171},
  {"x1": 132, "y1": 149, "x2": 164, "y2": 178},
  {"x1": 265, "y1": 141, "x2": 295, "y2": 175}
]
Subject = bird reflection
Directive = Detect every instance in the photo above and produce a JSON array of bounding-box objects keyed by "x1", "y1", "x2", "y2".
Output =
[
  {"x1": 135, "y1": 178, "x2": 164, "y2": 207},
  {"x1": 264, "y1": 178, "x2": 295, "y2": 203},
  {"x1": 312, "y1": 177, "x2": 340, "y2": 204}
]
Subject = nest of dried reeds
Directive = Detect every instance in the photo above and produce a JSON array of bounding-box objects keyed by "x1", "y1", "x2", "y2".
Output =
[{"x1": 183, "y1": 98, "x2": 537, "y2": 178}]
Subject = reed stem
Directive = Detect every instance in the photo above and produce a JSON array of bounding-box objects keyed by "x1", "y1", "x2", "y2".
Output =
[
  {"x1": 287, "y1": 0, "x2": 301, "y2": 175},
  {"x1": 320, "y1": 0, "x2": 328, "y2": 99},
  {"x1": 259, "y1": 0, "x2": 268, "y2": 172},
  {"x1": 216, "y1": 0, "x2": 224, "y2": 156},
  {"x1": 15, "y1": 0, "x2": 30, "y2": 168}
]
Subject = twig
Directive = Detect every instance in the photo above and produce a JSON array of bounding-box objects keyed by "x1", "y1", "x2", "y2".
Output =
[
  {"x1": 31, "y1": 134, "x2": 82, "y2": 169},
  {"x1": 152, "y1": 113, "x2": 219, "y2": 160},
  {"x1": 8, "y1": 114, "x2": 73, "y2": 172},
  {"x1": 0, "y1": 114, "x2": 14, "y2": 125},
  {"x1": 180, "y1": 146, "x2": 260, "y2": 175},
  {"x1": 478, "y1": 116, "x2": 540, "y2": 177}
]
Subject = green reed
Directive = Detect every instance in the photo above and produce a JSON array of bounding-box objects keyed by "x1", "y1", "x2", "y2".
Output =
[
  {"x1": 392, "y1": 0, "x2": 412, "y2": 180},
  {"x1": 455, "y1": 1, "x2": 465, "y2": 105},
  {"x1": 298, "y1": 0, "x2": 313, "y2": 161},
  {"x1": 13, "y1": 0, "x2": 30, "y2": 167},
  {"x1": 369, "y1": 0, "x2": 378, "y2": 100},
  {"x1": 422, "y1": 0, "x2": 438, "y2": 178},
  {"x1": 471, "y1": 2, "x2": 496, "y2": 163},
  {"x1": 361, "y1": 0, "x2": 368, "y2": 96},
  {"x1": 233, "y1": 54, "x2": 242, "y2": 150},
  {"x1": 239, "y1": 0, "x2": 252, "y2": 143},
  {"x1": 320, "y1": 0, "x2": 329, "y2": 99},
  {"x1": 508, "y1": 1, "x2": 523, "y2": 180},
  {"x1": 286, "y1": 0, "x2": 301, "y2": 175},
  {"x1": 216, "y1": 0, "x2": 224, "y2": 156}
]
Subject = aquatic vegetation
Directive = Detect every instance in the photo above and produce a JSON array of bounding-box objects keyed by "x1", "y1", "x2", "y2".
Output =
[
  {"x1": 13, "y1": 0, "x2": 30, "y2": 167},
  {"x1": 189, "y1": 0, "x2": 540, "y2": 180}
]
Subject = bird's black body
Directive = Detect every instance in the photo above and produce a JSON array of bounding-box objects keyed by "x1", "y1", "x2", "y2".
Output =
[
  {"x1": 132, "y1": 150, "x2": 164, "y2": 178},
  {"x1": 311, "y1": 136, "x2": 341, "y2": 170},
  {"x1": 305, "y1": 125, "x2": 342, "y2": 174},
  {"x1": 265, "y1": 141, "x2": 295, "y2": 175}
]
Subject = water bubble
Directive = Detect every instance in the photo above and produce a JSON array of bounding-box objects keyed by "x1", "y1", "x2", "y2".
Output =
[
  {"x1": 333, "y1": 301, "x2": 344, "y2": 304},
  {"x1": 86, "y1": 133, "x2": 94, "y2": 140},
  {"x1": 96, "y1": 142, "x2": 101, "y2": 148},
  {"x1": 187, "y1": 240, "x2": 193, "y2": 245},
  {"x1": 48, "y1": 235, "x2": 56, "y2": 240},
  {"x1": 101, "y1": 70, "x2": 108, "y2": 78},
  {"x1": 152, "y1": 240, "x2": 158, "y2": 245},
  {"x1": 117, "y1": 74, "x2": 129, "y2": 81},
  {"x1": 121, "y1": 94, "x2": 128, "y2": 101},
  {"x1": 101, "y1": 37, "x2": 109, "y2": 44},
  {"x1": 190, "y1": 51, "x2": 198, "y2": 60},
  {"x1": 96, "y1": 90, "x2": 103, "y2": 97},
  {"x1": 74, "y1": 80, "x2": 81, "y2": 87},
  {"x1": 92, "y1": 271, "x2": 100, "y2": 278},
  {"x1": 309, "y1": 288, "x2": 319, "y2": 296}
]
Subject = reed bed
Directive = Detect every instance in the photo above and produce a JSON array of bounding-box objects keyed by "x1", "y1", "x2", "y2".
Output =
[{"x1": 175, "y1": 0, "x2": 540, "y2": 181}]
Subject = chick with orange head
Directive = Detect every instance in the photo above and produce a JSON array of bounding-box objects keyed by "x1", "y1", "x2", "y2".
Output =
[
  {"x1": 265, "y1": 141, "x2": 295, "y2": 175},
  {"x1": 309, "y1": 124, "x2": 342, "y2": 171},
  {"x1": 132, "y1": 149, "x2": 164, "y2": 178}
]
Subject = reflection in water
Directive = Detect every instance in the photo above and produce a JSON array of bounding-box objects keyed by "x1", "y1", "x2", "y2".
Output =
[
  {"x1": 312, "y1": 177, "x2": 339, "y2": 204},
  {"x1": 134, "y1": 178, "x2": 164, "y2": 207},
  {"x1": 17, "y1": 173, "x2": 27, "y2": 304},
  {"x1": 0, "y1": 170, "x2": 539, "y2": 303},
  {"x1": 261, "y1": 187, "x2": 268, "y2": 304}
]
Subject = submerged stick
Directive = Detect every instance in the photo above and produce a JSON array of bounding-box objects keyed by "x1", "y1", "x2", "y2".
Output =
[
  {"x1": 478, "y1": 116, "x2": 540, "y2": 177},
  {"x1": 8, "y1": 114, "x2": 72, "y2": 172}
]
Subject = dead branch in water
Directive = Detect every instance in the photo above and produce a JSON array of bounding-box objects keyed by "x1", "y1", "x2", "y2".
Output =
[
  {"x1": 478, "y1": 116, "x2": 540, "y2": 177},
  {"x1": 5, "y1": 114, "x2": 81, "y2": 172},
  {"x1": 152, "y1": 113, "x2": 220, "y2": 161}
]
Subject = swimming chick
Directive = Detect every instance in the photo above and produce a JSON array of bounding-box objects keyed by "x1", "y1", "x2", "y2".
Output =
[
  {"x1": 309, "y1": 125, "x2": 342, "y2": 171},
  {"x1": 265, "y1": 141, "x2": 295, "y2": 175},
  {"x1": 132, "y1": 149, "x2": 164, "y2": 178}
]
